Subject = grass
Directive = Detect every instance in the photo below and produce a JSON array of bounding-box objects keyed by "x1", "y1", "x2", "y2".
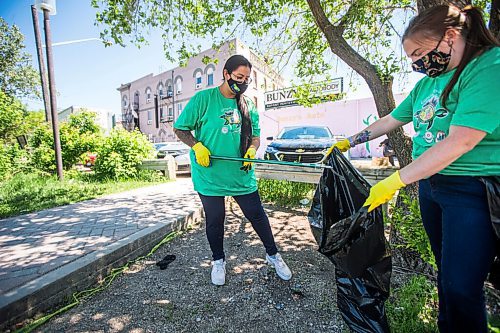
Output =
[
  {"x1": 257, "y1": 178, "x2": 315, "y2": 207},
  {"x1": 387, "y1": 275, "x2": 439, "y2": 333},
  {"x1": 0, "y1": 172, "x2": 167, "y2": 219}
]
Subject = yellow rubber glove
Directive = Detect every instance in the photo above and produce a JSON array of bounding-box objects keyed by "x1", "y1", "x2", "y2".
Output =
[
  {"x1": 241, "y1": 146, "x2": 257, "y2": 172},
  {"x1": 192, "y1": 142, "x2": 211, "y2": 167},
  {"x1": 326, "y1": 138, "x2": 351, "y2": 156},
  {"x1": 363, "y1": 171, "x2": 406, "y2": 212}
]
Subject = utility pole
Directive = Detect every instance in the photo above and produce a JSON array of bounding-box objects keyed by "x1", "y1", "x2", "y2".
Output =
[
  {"x1": 36, "y1": 0, "x2": 64, "y2": 180},
  {"x1": 31, "y1": 5, "x2": 51, "y2": 123}
]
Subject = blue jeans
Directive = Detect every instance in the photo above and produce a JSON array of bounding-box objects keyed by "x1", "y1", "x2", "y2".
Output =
[
  {"x1": 419, "y1": 174, "x2": 497, "y2": 333},
  {"x1": 198, "y1": 191, "x2": 278, "y2": 261}
]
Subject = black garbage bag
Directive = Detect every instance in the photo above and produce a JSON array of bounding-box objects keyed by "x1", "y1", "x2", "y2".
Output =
[
  {"x1": 479, "y1": 176, "x2": 500, "y2": 290},
  {"x1": 308, "y1": 149, "x2": 391, "y2": 333}
]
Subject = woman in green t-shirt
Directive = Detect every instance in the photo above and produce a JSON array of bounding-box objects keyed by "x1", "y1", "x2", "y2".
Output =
[
  {"x1": 174, "y1": 55, "x2": 292, "y2": 286},
  {"x1": 327, "y1": 4, "x2": 499, "y2": 333}
]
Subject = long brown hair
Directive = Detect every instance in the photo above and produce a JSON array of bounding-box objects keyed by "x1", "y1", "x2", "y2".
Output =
[
  {"x1": 223, "y1": 55, "x2": 253, "y2": 157},
  {"x1": 403, "y1": 4, "x2": 499, "y2": 107}
]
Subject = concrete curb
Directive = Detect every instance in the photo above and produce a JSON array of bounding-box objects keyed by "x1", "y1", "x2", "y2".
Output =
[{"x1": 0, "y1": 207, "x2": 204, "y2": 331}]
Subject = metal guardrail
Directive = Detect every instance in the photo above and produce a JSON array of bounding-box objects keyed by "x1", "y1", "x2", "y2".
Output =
[{"x1": 255, "y1": 163, "x2": 397, "y2": 185}]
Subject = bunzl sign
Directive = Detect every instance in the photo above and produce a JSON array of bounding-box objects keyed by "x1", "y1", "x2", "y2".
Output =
[{"x1": 264, "y1": 78, "x2": 343, "y2": 110}]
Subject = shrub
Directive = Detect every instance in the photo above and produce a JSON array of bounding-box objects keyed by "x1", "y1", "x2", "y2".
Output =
[
  {"x1": 93, "y1": 129, "x2": 154, "y2": 180},
  {"x1": 28, "y1": 123, "x2": 56, "y2": 172},
  {"x1": 389, "y1": 193, "x2": 436, "y2": 269},
  {"x1": 26, "y1": 111, "x2": 103, "y2": 172},
  {"x1": 60, "y1": 111, "x2": 102, "y2": 169},
  {"x1": 0, "y1": 143, "x2": 29, "y2": 180}
]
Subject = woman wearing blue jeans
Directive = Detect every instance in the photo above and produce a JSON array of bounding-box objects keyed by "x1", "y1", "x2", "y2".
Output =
[{"x1": 327, "y1": 4, "x2": 499, "y2": 333}]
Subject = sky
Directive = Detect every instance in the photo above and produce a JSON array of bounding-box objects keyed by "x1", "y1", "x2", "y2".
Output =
[{"x1": 0, "y1": 0, "x2": 420, "y2": 116}]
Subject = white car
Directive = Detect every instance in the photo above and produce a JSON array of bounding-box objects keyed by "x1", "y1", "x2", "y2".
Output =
[{"x1": 156, "y1": 142, "x2": 191, "y2": 174}]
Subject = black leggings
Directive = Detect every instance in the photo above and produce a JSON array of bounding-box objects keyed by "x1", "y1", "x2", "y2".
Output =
[{"x1": 198, "y1": 190, "x2": 278, "y2": 261}]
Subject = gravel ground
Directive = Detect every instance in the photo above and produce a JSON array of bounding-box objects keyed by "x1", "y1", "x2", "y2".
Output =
[{"x1": 36, "y1": 199, "x2": 347, "y2": 333}]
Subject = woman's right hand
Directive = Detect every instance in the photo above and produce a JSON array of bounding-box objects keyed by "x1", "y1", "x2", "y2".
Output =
[
  {"x1": 326, "y1": 138, "x2": 351, "y2": 156},
  {"x1": 192, "y1": 142, "x2": 211, "y2": 167}
]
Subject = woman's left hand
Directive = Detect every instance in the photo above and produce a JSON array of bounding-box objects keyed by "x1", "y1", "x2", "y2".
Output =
[
  {"x1": 363, "y1": 171, "x2": 406, "y2": 212},
  {"x1": 241, "y1": 146, "x2": 257, "y2": 172}
]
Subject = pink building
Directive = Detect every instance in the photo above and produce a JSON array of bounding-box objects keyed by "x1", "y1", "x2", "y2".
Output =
[
  {"x1": 259, "y1": 93, "x2": 413, "y2": 158},
  {"x1": 117, "y1": 39, "x2": 285, "y2": 142}
]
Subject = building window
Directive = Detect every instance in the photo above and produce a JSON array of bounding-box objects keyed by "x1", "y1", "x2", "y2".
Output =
[
  {"x1": 253, "y1": 71, "x2": 258, "y2": 89},
  {"x1": 146, "y1": 87, "x2": 152, "y2": 101},
  {"x1": 147, "y1": 110, "x2": 153, "y2": 123},
  {"x1": 122, "y1": 95, "x2": 128, "y2": 108},
  {"x1": 158, "y1": 83, "x2": 164, "y2": 96},
  {"x1": 168, "y1": 107, "x2": 173, "y2": 117},
  {"x1": 167, "y1": 85, "x2": 173, "y2": 97},
  {"x1": 207, "y1": 67, "x2": 214, "y2": 86},
  {"x1": 160, "y1": 107, "x2": 165, "y2": 119},
  {"x1": 175, "y1": 77, "x2": 183, "y2": 94},
  {"x1": 196, "y1": 72, "x2": 202, "y2": 89},
  {"x1": 133, "y1": 92, "x2": 139, "y2": 109}
]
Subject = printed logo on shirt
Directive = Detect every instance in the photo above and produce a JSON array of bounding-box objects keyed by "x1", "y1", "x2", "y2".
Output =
[
  {"x1": 414, "y1": 94, "x2": 449, "y2": 131},
  {"x1": 219, "y1": 108, "x2": 242, "y2": 135},
  {"x1": 220, "y1": 109, "x2": 241, "y2": 126}
]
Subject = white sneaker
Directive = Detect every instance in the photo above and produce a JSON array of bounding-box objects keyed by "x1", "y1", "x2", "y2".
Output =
[
  {"x1": 211, "y1": 259, "x2": 226, "y2": 286},
  {"x1": 266, "y1": 253, "x2": 292, "y2": 281}
]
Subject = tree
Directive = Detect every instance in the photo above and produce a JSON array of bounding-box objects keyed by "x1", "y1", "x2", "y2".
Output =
[
  {"x1": 92, "y1": 0, "x2": 495, "y2": 172},
  {"x1": 0, "y1": 18, "x2": 40, "y2": 99}
]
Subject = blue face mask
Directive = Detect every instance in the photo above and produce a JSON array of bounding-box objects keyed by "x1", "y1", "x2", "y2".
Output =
[{"x1": 411, "y1": 40, "x2": 452, "y2": 78}]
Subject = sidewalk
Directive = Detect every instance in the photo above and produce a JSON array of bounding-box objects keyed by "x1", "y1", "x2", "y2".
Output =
[{"x1": 0, "y1": 178, "x2": 203, "y2": 330}]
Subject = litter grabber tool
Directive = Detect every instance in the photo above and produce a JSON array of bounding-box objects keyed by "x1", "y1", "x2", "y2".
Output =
[{"x1": 210, "y1": 155, "x2": 334, "y2": 170}]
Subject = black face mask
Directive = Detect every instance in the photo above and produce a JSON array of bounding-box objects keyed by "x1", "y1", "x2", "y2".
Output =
[
  {"x1": 411, "y1": 38, "x2": 452, "y2": 78},
  {"x1": 227, "y1": 78, "x2": 249, "y2": 95}
]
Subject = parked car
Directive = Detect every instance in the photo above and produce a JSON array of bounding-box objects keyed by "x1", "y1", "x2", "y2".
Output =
[
  {"x1": 264, "y1": 126, "x2": 348, "y2": 164},
  {"x1": 156, "y1": 142, "x2": 191, "y2": 173},
  {"x1": 153, "y1": 142, "x2": 170, "y2": 151}
]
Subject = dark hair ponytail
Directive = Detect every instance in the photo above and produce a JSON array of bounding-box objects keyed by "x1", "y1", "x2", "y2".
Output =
[
  {"x1": 403, "y1": 5, "x2": 499, "y2": 107},
  {"x1": 223, "y1": 55, "x2": 253, "y2": 157}
]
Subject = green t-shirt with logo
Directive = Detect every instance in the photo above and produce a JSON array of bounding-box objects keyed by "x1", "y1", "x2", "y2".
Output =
[
  {"x1": 174, "y1": 87, "x2": 260, "y2": 196},
  {"x1": 391, "y1": 46, "x2": 500, "y2": 176}
]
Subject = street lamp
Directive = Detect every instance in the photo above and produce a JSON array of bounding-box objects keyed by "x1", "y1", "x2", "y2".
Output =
[{"x1": 33, "y1": 0, "x2": 64, "y2": 180}]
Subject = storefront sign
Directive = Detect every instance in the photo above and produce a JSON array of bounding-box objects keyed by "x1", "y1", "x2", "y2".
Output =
[{"x1": 264, "y1": 78, "x2": 343, "y2": 110}]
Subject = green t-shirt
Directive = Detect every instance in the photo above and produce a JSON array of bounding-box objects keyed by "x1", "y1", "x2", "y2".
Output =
[
  {"x1": 391, "y1": 46, "x2": 500, "y2": 176},
  {"x1": 174, "y1": 87, "x2": 261, "y2": 196}
]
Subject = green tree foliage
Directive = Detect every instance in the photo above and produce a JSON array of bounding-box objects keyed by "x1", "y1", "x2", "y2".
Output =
[
  {"x1": 0, "y1": 18, "x2": 40, "y2": 99},
  {"x1": 0, "y1": 90, "x2": 26, "y2": 143},
  {"x1": 93, "y1": 128, "x2": 154, "y2": 180}
]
